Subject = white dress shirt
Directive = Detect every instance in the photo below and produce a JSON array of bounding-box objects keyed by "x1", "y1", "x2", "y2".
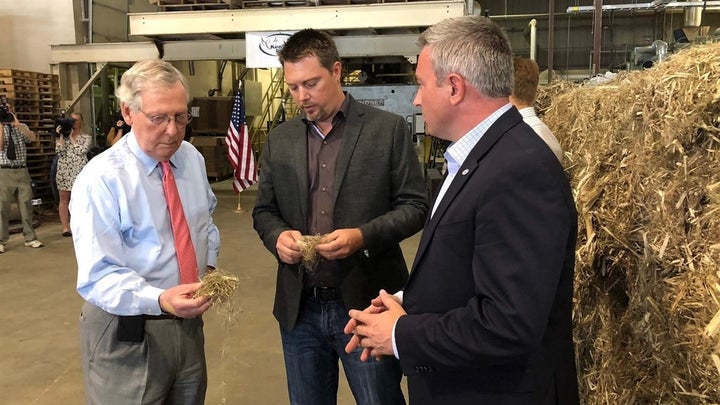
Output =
[
  {"x1": 71, "y1": 132, "x2": 220, "y2": 316},
  {"x1": 517, "y1": 106, "x2": 563, "y2": 163}
]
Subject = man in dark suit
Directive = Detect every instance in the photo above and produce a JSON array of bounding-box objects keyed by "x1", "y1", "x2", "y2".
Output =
[
  {"x1": 252, "y1": 29, "x2": 428, "y2": 404},
  {"x1": 345, "y1": 16, "x2": 579, "y2": 404}
]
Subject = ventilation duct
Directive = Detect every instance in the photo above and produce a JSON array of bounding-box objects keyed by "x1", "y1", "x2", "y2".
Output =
[
  {"x1": 683, "y1": 3, "x2": 703, "y2": 27},
  {"x1": 529, "y1": 19, "x2": 537, "y2": 61}
]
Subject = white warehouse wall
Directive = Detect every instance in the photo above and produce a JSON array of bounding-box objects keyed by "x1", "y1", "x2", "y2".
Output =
[{"x1": 0, "y1": 0, "x2": 78, "y2": 73}]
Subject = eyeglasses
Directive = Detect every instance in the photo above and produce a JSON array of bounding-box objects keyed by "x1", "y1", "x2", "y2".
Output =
[{"x1": 139, "y1": 109, "x2": 193, "y2": 127}]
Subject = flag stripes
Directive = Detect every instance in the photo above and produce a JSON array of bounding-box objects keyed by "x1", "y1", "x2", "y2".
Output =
[{"x1": 226, "y1": 90, "x2": 257, "y2": 192}]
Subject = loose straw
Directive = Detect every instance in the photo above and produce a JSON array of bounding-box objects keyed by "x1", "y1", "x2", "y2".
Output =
[{"x1": 298, "y1": 234, "x2": 325, "y2": 272}]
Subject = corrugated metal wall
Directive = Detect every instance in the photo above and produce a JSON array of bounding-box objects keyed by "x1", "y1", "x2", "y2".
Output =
[{"x1": 482, "y1": 1, "x2": 720, "y2": 73}]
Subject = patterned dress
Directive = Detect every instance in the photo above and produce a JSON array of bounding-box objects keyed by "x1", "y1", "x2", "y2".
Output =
[{"x1": 56, "y1": 132, "x2": 91, "y2": 191}]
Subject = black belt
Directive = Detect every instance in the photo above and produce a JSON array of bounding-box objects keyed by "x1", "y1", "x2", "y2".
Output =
[
  {"x1": 0, "y1": 165, "x2": 25, "y2": 169},
  {"x1": 144, "y1": 314, "x2": 182, "y2": 320},
  {"x1": 303, "y1": 286, "x2": 340, "y2": 301}
]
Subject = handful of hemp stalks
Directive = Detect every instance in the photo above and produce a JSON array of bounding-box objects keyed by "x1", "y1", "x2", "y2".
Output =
[
  {"x1": 297, "y1": 234, "x2": 325, "y2": 272},
  {"x1": 193, "y1": 269, "x2": 240, "y2": 308}
]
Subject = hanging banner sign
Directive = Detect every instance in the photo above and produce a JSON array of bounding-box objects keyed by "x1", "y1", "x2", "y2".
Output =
[{"x1": 246, "y1": 31, "x2": 296, "y2": 68}]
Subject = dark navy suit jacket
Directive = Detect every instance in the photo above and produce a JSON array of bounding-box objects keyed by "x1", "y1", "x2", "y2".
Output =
[{"x1": 396, "y1": 107, "x2": 579, "y2": 404}]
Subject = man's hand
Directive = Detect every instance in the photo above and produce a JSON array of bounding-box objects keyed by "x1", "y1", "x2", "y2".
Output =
[
  {"x1": 276, "y1": 229, "x2": 303, "y2": 264},
  {"x1": 315, "y1": 228, "x2": 363, "y2": 260},
  {"x1": 11, "y1": 112, "x2": 36, "y2": 141},
  {"x1": 158, "y1": 282, "x2": 211, "y2": 318},
  {"x1": 344, "y1": 291, "x2": 396, "y2": 336},
  {"x1": 55, "y1": 126, "x2": 64, "y2": 145},
  {"x1": 344, "y1": 290, "x2": 397, "y2": 361},
  {"x1": 345, "y1": 290, "x2": 406, "y2": 361},
  {"x1": 55, "y1": 125, "x2": 64, "y2": 143}
]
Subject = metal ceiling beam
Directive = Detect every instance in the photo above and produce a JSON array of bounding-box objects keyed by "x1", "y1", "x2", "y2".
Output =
[
  {"x1": 50, "y1": 41, "x2": 244, "y2": 63},
  {"x1": 334, "y1": 34, "x2": 421, "y2": 58},
  {"x1": 666, "y1": 0, "x2": 720, "y2": 5},
  {"x1": 50, "y1": 34, "x2": 424, "y2": 63},
  {"x1": 569, "y1": 2, "x2": 655, "y2": 12},
  {"x1": 128, "y1": 1, "x2": 466, "y2": 36},
  {"x1": 51, "y1": 42, "x2": 165, "y2": 63},
  {"x1": 568, "y1": 0, "x2": 720, "y2": 12}
]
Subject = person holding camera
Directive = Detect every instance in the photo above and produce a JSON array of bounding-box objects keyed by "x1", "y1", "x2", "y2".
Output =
[
  {"x1": 106, "y1": 113, "x2": 131, "y2": 147},
  {"x1": 0, "y1": 107, "x2": 43, "y2": 253},
  {"x1": 55, "y1": 112, "x2": 91, "y2": 237}
]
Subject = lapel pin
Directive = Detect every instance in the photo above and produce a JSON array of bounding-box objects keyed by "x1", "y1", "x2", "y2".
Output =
[{"x1": 461, "y1": 169, "x2": 469, "y2": 176}]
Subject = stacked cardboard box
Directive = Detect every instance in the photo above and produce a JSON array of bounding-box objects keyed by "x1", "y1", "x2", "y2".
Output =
[
  {"x1": 192, "y1": 136, "x2": 231, "y2": 181},
  {"x1": 191, "y1": 97, "x2": 233, "y2": 134}
]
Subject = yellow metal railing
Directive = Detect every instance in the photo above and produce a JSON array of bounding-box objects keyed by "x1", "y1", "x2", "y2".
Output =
[{"x1": 249, "y1": 68, "x2": 285, "y2": 157}]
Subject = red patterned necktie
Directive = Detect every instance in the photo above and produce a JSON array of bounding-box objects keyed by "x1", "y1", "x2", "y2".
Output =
[{"x1": 160, "y1": 161, "x2": 199, "y2": 284}]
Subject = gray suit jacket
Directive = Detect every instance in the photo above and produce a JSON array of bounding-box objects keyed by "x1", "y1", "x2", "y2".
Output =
[{"x1": 253, "y1": 94, "x2": 429, "y2": 331}]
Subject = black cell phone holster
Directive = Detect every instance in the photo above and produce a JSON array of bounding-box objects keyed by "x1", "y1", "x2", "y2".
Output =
[{"x1": 117, "y1": 315, "x2": 145, "y2": 343}]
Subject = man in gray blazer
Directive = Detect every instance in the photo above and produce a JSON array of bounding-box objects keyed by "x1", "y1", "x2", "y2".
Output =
[{"x1": 252, "y1": 29, "x2": 428, "y2": 405}]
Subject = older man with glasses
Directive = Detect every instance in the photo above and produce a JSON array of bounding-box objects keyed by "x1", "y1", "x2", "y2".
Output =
[{"x1": 70, "y1": 59, "x2": 220, "y2": 405}]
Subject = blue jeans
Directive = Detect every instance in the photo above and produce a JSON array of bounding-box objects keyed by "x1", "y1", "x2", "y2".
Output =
[{"x1": 280, "y1": 296, "x2": 406, "y2": 405}]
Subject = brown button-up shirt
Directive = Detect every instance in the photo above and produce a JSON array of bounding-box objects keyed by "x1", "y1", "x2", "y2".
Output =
[{"x1": 303, "y1": 94, "x2": 350, "y2": 288}]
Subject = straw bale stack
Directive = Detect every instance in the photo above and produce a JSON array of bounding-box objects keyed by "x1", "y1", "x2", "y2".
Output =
[
  {"x1": 540, "y1": 41, "x2": 720, "y2": 403},
  {"x1": 536, "y1": 79, "x2": 580, "y2": 116}
]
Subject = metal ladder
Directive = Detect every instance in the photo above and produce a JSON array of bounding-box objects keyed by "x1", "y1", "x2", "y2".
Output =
[{"x1": 248, "y1": 68, "x2": 298, "y2": 159}]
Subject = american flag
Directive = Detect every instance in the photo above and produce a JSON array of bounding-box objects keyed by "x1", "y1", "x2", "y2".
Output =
[{"x1": 226, "y1": 90, "x2": 257, "y2": 192}]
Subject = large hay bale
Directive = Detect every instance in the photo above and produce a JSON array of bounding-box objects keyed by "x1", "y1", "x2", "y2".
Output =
[{"x1": 541, "y1": 41, "x2": 720, "y2": 403}]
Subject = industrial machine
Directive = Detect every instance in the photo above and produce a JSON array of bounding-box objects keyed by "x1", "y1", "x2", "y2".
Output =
[
  {"x1": 343, "y1": 84, "x2": 446, "y2": 197},
  {"x1": 632, "y1": 39, "x2": 669, "y2": 69}
]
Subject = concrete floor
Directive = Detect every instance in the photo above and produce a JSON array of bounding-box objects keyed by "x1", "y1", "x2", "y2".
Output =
[{"x1": 1, "y1": 179, "x2": 419, "y2": 405}]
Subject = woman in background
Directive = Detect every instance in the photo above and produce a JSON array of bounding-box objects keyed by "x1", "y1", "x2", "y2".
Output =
[
  {"x1": 55, "y1": 112, "x2": 91, "y2": 236},
  {"x1": 106, "y1": 113, "x2": 131, "y2": 146}
]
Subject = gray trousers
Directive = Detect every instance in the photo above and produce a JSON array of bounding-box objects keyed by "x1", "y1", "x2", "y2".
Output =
[
  {"x1": 79, "y1": 301, "x2": 207, "y2": 405},
  {"x1": 0, "y1": 167, "x2": 36, "y2": 244}
]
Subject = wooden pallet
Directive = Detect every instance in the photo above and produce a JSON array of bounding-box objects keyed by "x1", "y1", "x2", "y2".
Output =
[
  {"x1": 0, "y1": 68, "x2": 59, "y2": 194},
  {"x1": 38, "y1": 93, "x2": 60, "y2": 102},
  {"x1": 151, "y1": 0, "x2": 243, "y2": 10},
  {"x1": 153, "y1": 0, "x2": 227, "y2": 3},
  {"x1": 1, "y1": 91, "x2": 38, "y2": 101},
  {"x1": 242, "y1": 0, "x2": 309, "y2": 6},
  {"x1": 0, "y1": 69, "x2": 37, "y2": 79},
  {"x1": 35, "y1": 73, "x2": 56, "y2": 81},
  {"x1": 0, "y1": 76, "x2": 36, "y2": 86},
  {"x1": 0, "y1": 83, "x2": 38, "y2": 92}
]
